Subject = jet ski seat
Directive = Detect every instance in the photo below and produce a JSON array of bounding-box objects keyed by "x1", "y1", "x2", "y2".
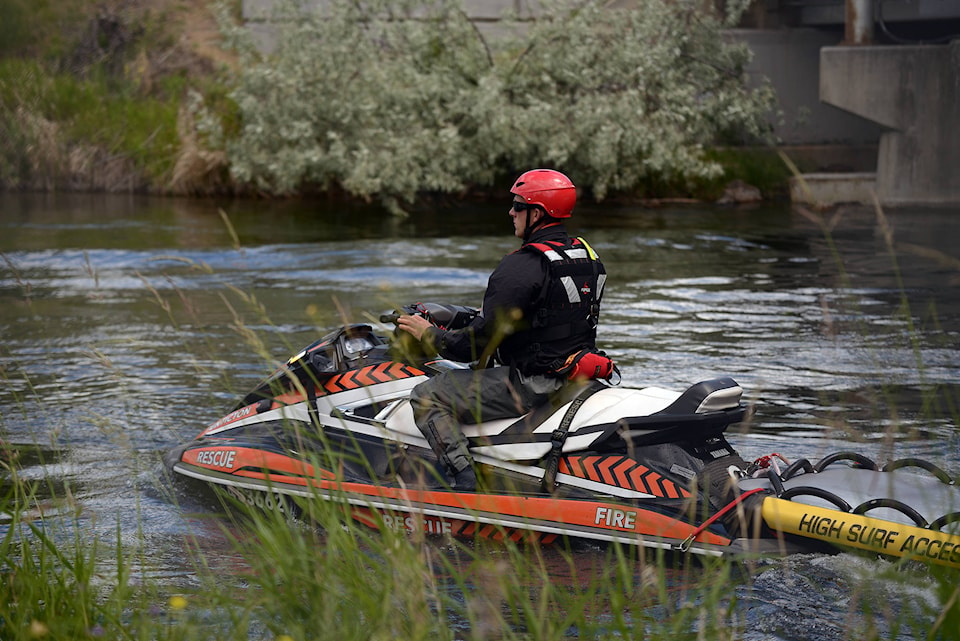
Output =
[
  {"x1": 653, "y1": 377, "x2": 743, "y2": 415},
  {"x1": 610, "y1": 377, "x2": 747, "y2": 447}
]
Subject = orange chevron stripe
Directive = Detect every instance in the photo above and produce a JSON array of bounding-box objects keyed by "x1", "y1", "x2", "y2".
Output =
[
  {"x1": 638, "y1": 465, "x2": 687, "y2": 498},
  {"x1": 648, "y1": 467, "x2": 679, "y2": 498},
  {"x1": 355, "y1": 367, "x2": 378, "y2": 386},
  {"x1": 611, "y1": 458, "x2": 636, "y2": 486},
  {"x1": 634, "y1": 467, "x2": 655, "y2": 495},
  {"x1": 255, "y1": 362, "x2": 427, "y2": 409},
  {"x1": 596, "y1": 456, "x2": 619, "y2": 485},
  {"x1": 561, "y1": 456, "x2": 593, "y2": 479},
  {"x1": 402, "y1": 363, "x2": 425, "y2": 377},
  {"x1": 629, "y1": 465, "x2": 653, "y2": 494},
  {"x1": 373, "y1": 362, "x2": 393, "y2": 380},
  {"x1": 559, "y1": 455, "x2": 691, "y2": 499},
  {"x1": 332, "y1": 371, "x2": 353, "y2": 391},
  {"x1": 342, "y1": 370, "x2": 360, "y2": 389},
  {"x1": 579, "y1": 455, "x2": 601, "y2": 481},
  {"x1": 318, "y1": 362, "x2": 425, "y2": 393}
]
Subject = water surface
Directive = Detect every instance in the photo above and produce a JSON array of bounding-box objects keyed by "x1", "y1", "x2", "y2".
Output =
[{"x1": 1, "y1": 192, "x2": 958, "y2": 639}]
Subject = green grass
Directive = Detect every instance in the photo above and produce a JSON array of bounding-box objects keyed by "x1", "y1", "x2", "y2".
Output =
[
  {"x1": 5, "y1": 461, "x2": 955, "y2": 641},
  {"x1": 0, "y1": 356, "x2": 754, "y2": 641},
  {"x1": 705, "y1": 147, "x2": 795, "y2": 200},
  {"x1": 613, "y1": 147, "x2": 794, "y2": 203},
  {"x1": 0, "y1": 58, "x2": 182, "y2": 183},
  {"x1": 2, "y1": 398, "x2": 957, "y2": 641},
  {"x1": 0, "y1": 0, "x2": 89, "y2": 61},
  {"x1": 0, "y1": 0, "x2": 213, "y2": 190}
]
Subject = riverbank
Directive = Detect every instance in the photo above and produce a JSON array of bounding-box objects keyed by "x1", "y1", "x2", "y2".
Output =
[
  {"x1": 0, "y1": 0, "x2": 872, "y2": 209},
  {"x1": 0, "y1": 0, "x2": 230, "y2": 194}
]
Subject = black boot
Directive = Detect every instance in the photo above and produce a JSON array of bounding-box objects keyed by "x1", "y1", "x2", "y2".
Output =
[{"x1": 452, "y1": 466, "x2": 477, "y2": 492}]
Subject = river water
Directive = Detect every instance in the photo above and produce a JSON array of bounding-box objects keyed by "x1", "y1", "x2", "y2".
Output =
[{"x1": 1, "y1": 192, "x2": 958, "y2": 639}]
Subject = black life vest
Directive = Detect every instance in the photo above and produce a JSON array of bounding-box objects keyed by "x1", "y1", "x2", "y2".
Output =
[{"x1": 505, "y1": 237, "x2": 607, "y2": 374}]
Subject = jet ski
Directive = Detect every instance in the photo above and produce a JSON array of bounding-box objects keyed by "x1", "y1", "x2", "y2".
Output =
[{"x1": 165, "y1": 303, "x2": 960, "y2": 568}]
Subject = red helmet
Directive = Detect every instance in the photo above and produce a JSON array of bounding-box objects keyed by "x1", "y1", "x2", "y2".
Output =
[{"x1": 510, "y1": 169, "x2": 576, "y2": 218}]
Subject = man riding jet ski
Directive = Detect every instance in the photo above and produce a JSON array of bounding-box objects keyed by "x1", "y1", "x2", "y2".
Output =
[
  {"x1": 165, "y1": 172, "x2": 960, "y2": 568},
  {"x1": 166, "y1": 303, "x2": 960, "y2": 568},
  {"x1": 397, "y1": 169, "x2": 614, "y2": 492}
]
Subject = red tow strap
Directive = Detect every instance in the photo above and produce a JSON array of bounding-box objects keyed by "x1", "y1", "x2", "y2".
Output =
[{"x1": 674, "y1": 487, "x2": 768, "y2": 552}]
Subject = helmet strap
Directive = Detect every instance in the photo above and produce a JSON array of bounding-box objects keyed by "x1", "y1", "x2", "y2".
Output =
[{"x1": 522, "y1": 208, "x2": 544, "y2": 243}]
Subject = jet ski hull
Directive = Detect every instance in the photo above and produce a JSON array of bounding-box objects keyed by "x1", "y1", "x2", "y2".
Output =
[{"x1": 166, "y1": 436, "x2": 739, "y2": 557}]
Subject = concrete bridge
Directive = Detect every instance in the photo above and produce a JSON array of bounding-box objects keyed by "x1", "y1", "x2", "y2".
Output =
[
  {"x1": 242, "y1": 0, "x2": 960, "y2": 206},
  {"x1": 757, "y1": 0, "x2": 960, "y2": 206}
]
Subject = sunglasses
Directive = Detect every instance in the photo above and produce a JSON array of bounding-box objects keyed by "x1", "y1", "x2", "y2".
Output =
[{"x1": 511, "y1": 201, "x2": 536, "y2": 213}]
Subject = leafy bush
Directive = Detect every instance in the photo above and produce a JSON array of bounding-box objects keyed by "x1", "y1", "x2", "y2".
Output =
[{"x1": 219, "y1": 0, "x2": 777, "y2": 209}]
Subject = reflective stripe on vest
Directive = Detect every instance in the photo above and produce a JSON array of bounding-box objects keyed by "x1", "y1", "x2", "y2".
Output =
[
  {"x1": 526, "y1": 239, "x2": 605, "y2": 307},
  {"x1": 559, "y1": 273, "x2": 607, "y2": 304}
]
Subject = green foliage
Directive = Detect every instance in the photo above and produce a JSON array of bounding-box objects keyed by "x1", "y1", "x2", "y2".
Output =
[
  {"x1": 0, "y1": 57, "x2": 182, "y2": 187},
  {"x1": 0, "y1": 0, "x2": 31, "y2": 57},
  {"x1": 0, "y1": 60, "x2": 61, "y2": 188},
  {"x1": 219, "y1": 0, "x2": 491, "y2": 209},
  {"x1": 0, "y1": 1, "x2": 211, "y2": 191},
  {"x1": 208, "y1": 486, "x2": 755, "y2": 641},
  {"x1": 1, "y1": 0, "x2": 778, "y2": 200},
  {"x1": 698, "y1": 146, "x2": 795, "y2": 199},
  {"x1": 0, "y1": 0, "x2": 87, "y2": 60},
  {"x1": 48, "y1": 71, "x2": 180, "y2": 175},
  {"x1": 220, "y1": 0, "x2": 777, "y2": 209}
]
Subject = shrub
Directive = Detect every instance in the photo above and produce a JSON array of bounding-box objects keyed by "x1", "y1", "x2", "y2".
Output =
[{"x1": 219, "y1": 0, "x2": 777, "y2": 209}]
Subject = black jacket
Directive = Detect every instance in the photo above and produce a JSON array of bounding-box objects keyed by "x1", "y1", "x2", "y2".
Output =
[{"x1": 426, "y1": 223, "x2": 606, "y2": 375}]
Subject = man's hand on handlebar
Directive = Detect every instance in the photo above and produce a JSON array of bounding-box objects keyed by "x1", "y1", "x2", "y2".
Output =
[
  {"x1": 382, "y1": 302, "x2": 477, "y2": 345},
  {"x1": 397, "y1": 313, "x2": 433, "y2": 341}
]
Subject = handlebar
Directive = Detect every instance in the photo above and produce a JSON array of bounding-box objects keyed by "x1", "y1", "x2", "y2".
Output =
[{"x1": 380, "y1": 302, "x2": 479, "y2": 330}]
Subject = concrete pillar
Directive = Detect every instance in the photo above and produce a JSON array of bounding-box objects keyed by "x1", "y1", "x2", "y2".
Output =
[{"x1": 820, "y1": 41, "x2": 960, "y2": 205}]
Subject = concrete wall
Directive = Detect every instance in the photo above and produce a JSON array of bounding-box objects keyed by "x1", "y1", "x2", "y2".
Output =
[
  {"x1": 733, "y1": 29, "x2": 883, "y2": 145},
  {"x1": 821, "y1": 41, "x2": 960, "y2": 205}
]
